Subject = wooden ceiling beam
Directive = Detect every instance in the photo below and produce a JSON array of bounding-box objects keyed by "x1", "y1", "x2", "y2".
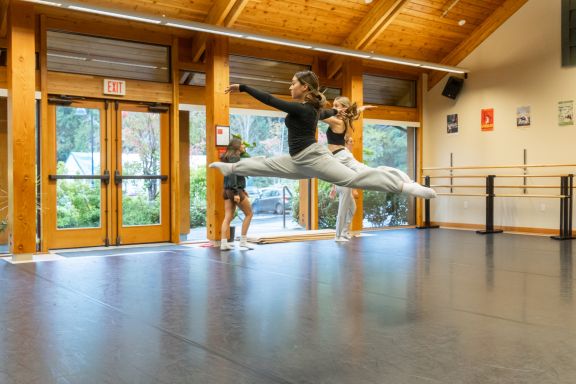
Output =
[
  {"x1": 427, "y1": 0, "x2": 528, "y2": 89},
  {"x1": 190, "y1": 0, "x2": 249, "y2": 62},
  {"x1": 328, "y1": 0, "x2": 409, "y2": 79},
  {"x1": 344, "y1": 0, "x2": 409, "y2": 51}
]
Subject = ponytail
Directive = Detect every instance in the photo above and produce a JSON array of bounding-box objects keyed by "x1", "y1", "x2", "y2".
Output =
[
  {"x1": 294, "y1": 70, "x2": 326, "y2": 110},
  {"x1": 334, "y1": 96, "x2": 360, "y2": 138}
]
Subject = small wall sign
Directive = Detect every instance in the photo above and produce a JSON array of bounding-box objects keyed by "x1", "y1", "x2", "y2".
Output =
[{"x1": 103, "y1": 79, "x2": 126, "y2": 96}]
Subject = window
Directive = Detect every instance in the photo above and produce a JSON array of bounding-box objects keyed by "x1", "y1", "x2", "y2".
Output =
[
  {"x1": 362, "y1": 121, "x2": 417, "y2": 227},
  {"x1": 47, "y1": 31, "x2": 170, "y2": 82},
  {"x1": 363, "y1": 74, "x2": 416, "y2": 107},
  {"x1": 180, "y1": 56, "x2": 310, "y2": 95}
]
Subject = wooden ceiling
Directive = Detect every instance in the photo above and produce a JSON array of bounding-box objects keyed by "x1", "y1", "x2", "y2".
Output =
[{"x1": 13, "y1": 0, "x2": 527, "y2": 85}]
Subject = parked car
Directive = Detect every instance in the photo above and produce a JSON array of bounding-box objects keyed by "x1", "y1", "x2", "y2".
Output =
[
  {"x1": 245, "y1": 185, "x2": 259, "y2": 198},
  {"x1": 251, "y1": 187, "x2": 293, "y2": 214}
]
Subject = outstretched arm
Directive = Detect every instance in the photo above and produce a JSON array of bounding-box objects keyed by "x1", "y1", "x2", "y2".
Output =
[
  {"x1": 226, "y1": 84, "x2": 307, "y2": 115},
  {"x1": 358, "y1": 105, "x2": 377, "y2": 113}
]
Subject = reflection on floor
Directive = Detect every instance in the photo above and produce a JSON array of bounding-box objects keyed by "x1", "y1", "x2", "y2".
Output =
[{"x1": 1, "y1": 229, "x2": 576, "y2": 383}]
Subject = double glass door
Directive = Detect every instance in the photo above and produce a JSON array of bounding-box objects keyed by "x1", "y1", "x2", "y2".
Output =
[{"x1": 44, "y1": 99, "x2": 170, "y2": 249}]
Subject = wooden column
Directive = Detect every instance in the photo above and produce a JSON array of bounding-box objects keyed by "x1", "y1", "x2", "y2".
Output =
[
  {"x1": 341, "y1": 58, "x2": 364, "y2": 232},
  {"x1": 179, "y1": 110, "x2": 191, "y2": 235},
  {"x1": 416, "y1": 74, "x2": 424, "y2": 226},
  {"x1": 170, "y1": 36, "x2": 181, "y2": 243},
  {"x1": 205, "y1": 36, "x2": 229, "y2": 241},
  {"x1": 39, "y1": 14, "x2": 49, "y2": 252},
  {"x1": 0, "y1": 99, "x2": 7, "y2": 246},
  {"x1": 7, "y1": 1, "x2": 36, "y2": 256}
]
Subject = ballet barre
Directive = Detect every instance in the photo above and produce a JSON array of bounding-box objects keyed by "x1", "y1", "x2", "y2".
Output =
[
  {"x1": 423, "y1": 163, "x2": 576, "y2": 171},
  {"x1": 418, "y1": 170, "x2": 575, "y2": 240}
]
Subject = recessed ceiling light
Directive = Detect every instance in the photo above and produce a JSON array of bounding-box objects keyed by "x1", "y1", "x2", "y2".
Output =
[
  {"x1": 365, "y1": 0, "x2": 373, "y2": 3},
  {"x1": 458, "y1": 19, "x2": 466, "y2": 26}
]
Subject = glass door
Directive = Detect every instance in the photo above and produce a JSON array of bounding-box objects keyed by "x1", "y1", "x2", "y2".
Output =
[
  {"x1": 45, "y1": 99, "x2": 170, "y2": 249},
  {"x1": 112, "y1": 104, "x2": 170, "y2": 245},
  {"x1": 45, "y1": 99, "x2": 109, "y2": 248}
]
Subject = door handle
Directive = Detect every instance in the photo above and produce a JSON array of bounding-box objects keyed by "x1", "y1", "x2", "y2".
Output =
[
  {"x1": 114, "y1": 170, "x2": 168, "y2": 185},
  {"x1": 49, "y1": 169, "x2": 110, "y2": 185}
]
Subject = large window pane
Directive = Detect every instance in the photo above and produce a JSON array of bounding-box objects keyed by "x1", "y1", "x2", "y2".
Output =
[
  {"x1": 55, "y1": 106, "x2": 102, "y2": 229},
  {"x1": 229, "y1": 109, "x2": 303, "y2": 234},
  {"x1": 363, "y1": 122, "x2": 415, "y2": 228},
  {"x1": 121, "y1": 111, "x2": 161, "y2": 226}
]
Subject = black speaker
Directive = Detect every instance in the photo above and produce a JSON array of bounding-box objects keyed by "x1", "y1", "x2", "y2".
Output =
[{"x1": 442, "y1": 76, "x2": 464, "y2": 99}]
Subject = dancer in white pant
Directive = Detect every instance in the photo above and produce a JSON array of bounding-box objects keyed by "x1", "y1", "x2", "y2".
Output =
[
  {"x1": 210, "y1": 71, "x2": 436, "y2": 199},
  {"x1": 321, "y1": 96, "x2": 416, "y2": 241}
]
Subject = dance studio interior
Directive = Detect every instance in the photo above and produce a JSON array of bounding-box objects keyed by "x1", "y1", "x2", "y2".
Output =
[{"x1": 1, "y1": 0, "x2": 575, "y2": 382}]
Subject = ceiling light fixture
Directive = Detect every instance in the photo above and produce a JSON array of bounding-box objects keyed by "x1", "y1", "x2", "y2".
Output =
[
  {"x1": 164, "y1": 22, "x2": 244, "y2": 38},
  {"x1": 68, "y1": 6, "x2": 162, "y2": 24},
  {"x1": 313, "y1": 47, "x2": 371, "y2": 59},
  {"x1": 246, "y1": 36, "x2": 312, "y2": 50},
  {"x1": 26, "y1": 0, "x2": 62, "y2": 6},
  {"x1": 371, "y1": 57, "x2": 421, "y2": 67}
]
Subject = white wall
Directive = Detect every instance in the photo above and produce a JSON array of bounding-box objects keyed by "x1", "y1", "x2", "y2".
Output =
[{"x1": 424, "y1": 0, "x2": 576, "y2": 230}]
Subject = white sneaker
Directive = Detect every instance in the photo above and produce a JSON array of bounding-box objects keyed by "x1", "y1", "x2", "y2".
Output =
[
  {"x1": 208, "y1": 162, "x2": 234, "y2": 176},
  {"x1": 220, "y1": 242, "x2": 234, "y2": 251},
  {"x1": 401, "y1": 182, "x2": 437, "y2": 199},
  {"x1": 342, "y1": 232, "x2": 353, "y2": 240},
  {"x1": 239, "y1": 241, "x2": 254, "y2": 250},
  {"x1": 335, "y1": 236, "x2": 350, "y2": 242}
]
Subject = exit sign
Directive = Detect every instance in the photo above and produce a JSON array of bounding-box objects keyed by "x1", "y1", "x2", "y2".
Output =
[{"x1": 103, "y1": 79, "x2": 126, "y2": 96}]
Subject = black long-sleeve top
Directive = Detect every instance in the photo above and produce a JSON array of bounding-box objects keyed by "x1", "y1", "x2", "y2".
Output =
[
  {"x1": 223, "y1": 155, "x2": 246, "y2": 194},
  {"x1": 239, "y1": 84, "x2": 338, "y2": 156}
]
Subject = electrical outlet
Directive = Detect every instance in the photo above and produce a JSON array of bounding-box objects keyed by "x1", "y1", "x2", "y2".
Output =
[
  {"x1": 463, "y1": 201, "x2": 468, "y2": 209},
  {"x1": 540, "y1": 203, "x2": 546, "y2": 212}
]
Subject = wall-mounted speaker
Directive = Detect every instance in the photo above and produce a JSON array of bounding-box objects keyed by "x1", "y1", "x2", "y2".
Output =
[{"x1": 442, "y1": 76, "x2": 464, "y2": 99}]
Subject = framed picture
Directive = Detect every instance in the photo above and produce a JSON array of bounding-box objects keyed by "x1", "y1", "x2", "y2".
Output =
[
  {"x1": 216, "y1": 125, "x2": 230, "y2": 146},
  {"x1": 516, "y1": 106, "x2": 531, "y2": 127},
  {"x1": 447, "y1": 113, "x2": 458, "y2": 134},
  {"x1": 481, "y1": 108, "x2": 494, "y2": 131}
]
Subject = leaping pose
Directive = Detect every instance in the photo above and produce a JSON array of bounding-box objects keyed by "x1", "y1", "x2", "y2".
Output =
[{"x1": 209, "y1": 70, "x2": 436, "y2": 200}]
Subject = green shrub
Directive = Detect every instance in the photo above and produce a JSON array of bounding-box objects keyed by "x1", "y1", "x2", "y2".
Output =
[{"x1": 190, "y1": 167, "x2": 207, "y2": 227}]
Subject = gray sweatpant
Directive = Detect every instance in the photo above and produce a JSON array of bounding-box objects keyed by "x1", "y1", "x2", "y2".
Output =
[
  {"x1": 331, "y1": 149, "x2": 413, "y2": 237},
  {"x1": 333, "y1": 149, "x2": 366, "y2": 237},
  {"x1": 233, "y1": 143, "x2": 404, "y2": 193}
]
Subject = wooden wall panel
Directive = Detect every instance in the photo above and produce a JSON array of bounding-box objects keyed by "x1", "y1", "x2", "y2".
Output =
[
  {"x1": 47, "y1": 72, "x2": 173, "y2": 103},
  {"x1": 7, "y1": 1, "x2": 36, "y2": 256},
  {"x1": 170, "y1": 36, "x2": 181, "y2": 243},
  {"x1": 341, "y1": 59, "x2": 364, "y2": 232}
]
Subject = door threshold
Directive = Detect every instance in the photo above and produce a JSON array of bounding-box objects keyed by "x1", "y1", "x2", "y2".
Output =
[{"x1": 49, "y1": 242, "x2": 174, "y2": 254}]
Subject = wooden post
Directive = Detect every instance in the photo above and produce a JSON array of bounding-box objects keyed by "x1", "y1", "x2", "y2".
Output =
[
  {"x1": 171, "y1": 36, "x2": 181, "y2": 243},
  {"x1": 0, "y1": 98, "x2": 7, "y2": 246},
  {"x1": 416, "y1": 74, "x2": 424, "y2": 226},
  {"x1": 205, "y1": 36, "x2": 229, "y2": 242},
  {"x1": 39, "y1": 14, "x2": 49, "y2": 252},
  {"x1": 7, "y1": 1, "x2": 36, "y2": 257},
  {"x1": 179, "y1": 110, "x2": 191, "y2": 235},
  {"x1": 341, "y1": 58, "x2": 364, "y2": 232}
]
